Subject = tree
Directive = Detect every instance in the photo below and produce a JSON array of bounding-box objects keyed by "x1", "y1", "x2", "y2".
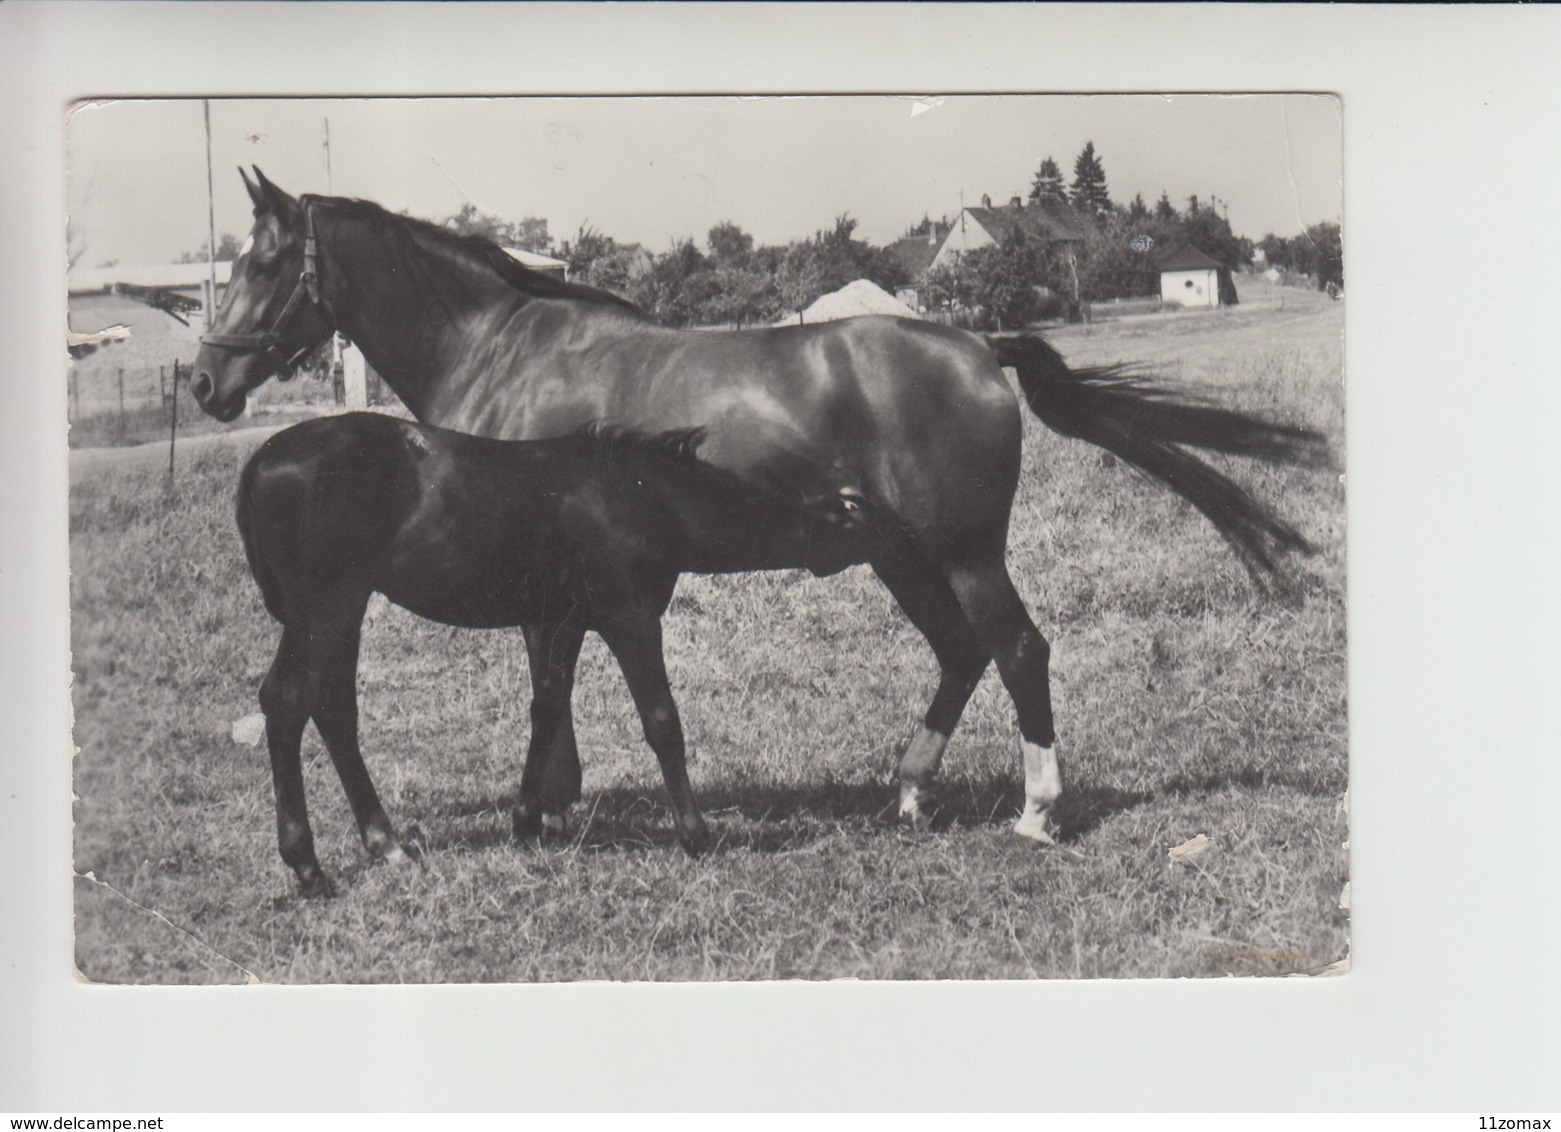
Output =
[
  {"x1": 442, "y1": 202, "x2": 550, "y2": 253},
  {"x1": 923, "y1": 228, "x2": 1059, "y2": 331},
  {"x1": 1072, "y1": 213, "x2": 1159, "y2": 301},
  {"x1": 707, "y1": 221, "x2": 754, "y2": 268},
  {"x1": 630, "y1": 239, "x2": 710, "y2": 325},
  {"x1": 774, "y1": 241, "x2": 828, "y2": 322},
  {"x1": 1154, "y1": 195, "x2": 1247, "y2": 270},
  {"x1": 1262, "y1": 222, "x2": 1342, "y2": 290},
  {"x1": 566, "y1": 224, "x2": 615, "y2": 278},
  {"x1": 1127, "y1": 193, "x2": 1149, "y2": 222},
  {"x1": 1155, "y1": 191, "x2": 1177, "y2": 221},
  {"x1": 1029, "y1": 157, "x2": 1068, "y2": 206},
  {"x1": 177, "y1": 233, "x2": 243, "y2": 263},
  {"x1": 903, "y1": 214, "x2": 951, "y2": 241},
  {"x1": 1070, "y1": 141, "x2": 1112, "y2": 222},
  {"x1": 788, "y1": 213, "x2": 909, "y2": 305}
]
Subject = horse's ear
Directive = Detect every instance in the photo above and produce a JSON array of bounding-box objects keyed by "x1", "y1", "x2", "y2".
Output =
[
  {"x1": 250, "y1": 166, "x2": 301, "y2": 221},
  {"x1": 240, "y1": 166, "x2": 266, "y2": 212}
]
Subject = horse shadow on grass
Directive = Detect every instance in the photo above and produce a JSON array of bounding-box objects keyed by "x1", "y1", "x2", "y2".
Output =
[{"x1": 407, "y1": 774, "x2": 1155, "y2": 858}]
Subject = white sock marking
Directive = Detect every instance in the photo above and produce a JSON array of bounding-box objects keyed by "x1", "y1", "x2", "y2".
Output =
[
  {"x1": 1021, "y1": 740, "x2": 1062, "y2": 806},
  {"x1": 898, "y1": 728, "x2": 949, "y2": 819},
  {"x1": 1014, "y1": 740, "x2": 1061, "y2": 844}
]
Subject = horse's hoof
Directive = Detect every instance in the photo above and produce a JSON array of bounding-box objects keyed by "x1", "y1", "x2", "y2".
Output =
[
  {"x1": 1012, "y1": 810, "x2": 1058, "y2": 845},
  {"x1": 540, "y1": 812, "x2": 568, "y2": 839},
  {"x1": 898, "y1": 784, "x2": 938, "y2": 831}
]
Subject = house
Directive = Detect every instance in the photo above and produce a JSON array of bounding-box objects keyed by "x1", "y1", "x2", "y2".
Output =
[
  {"x1": 929, "y1": 194, "x2": 1090, "y2": 273},
  {"x1": 884, "y1": 233, "x2": 941, "y2": 311},
  {"x1": 68, "y1": 260, "x2": 235, "y2": 344},
  {"x1": 884, "y1": 195, "x2": 1088, "y2": 315},
  {"x1": 1158, "y1": 243, "x2": 1238, "y2": 308}
]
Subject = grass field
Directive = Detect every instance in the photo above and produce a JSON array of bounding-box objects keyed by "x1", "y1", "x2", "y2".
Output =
[{"x1": 69, "y1": 291, "x2": 1346, "y2": 983}]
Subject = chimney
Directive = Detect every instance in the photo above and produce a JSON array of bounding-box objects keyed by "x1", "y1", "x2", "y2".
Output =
[
  {"x1": 981, "y1": 193, "x2": 991, "y2": 208},
  {"x1": 1010, "y1": 196, "x2": 1023, "y2": 209}
]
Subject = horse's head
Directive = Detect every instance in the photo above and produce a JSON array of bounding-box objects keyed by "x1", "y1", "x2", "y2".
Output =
[{"x1": 192, "y1": 167, "x2": 335, "y2": 422}]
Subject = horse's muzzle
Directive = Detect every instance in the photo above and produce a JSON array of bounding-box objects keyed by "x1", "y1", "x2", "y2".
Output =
[{"x1": 191, "y1": 367, "x2": 245, "y2": 422}]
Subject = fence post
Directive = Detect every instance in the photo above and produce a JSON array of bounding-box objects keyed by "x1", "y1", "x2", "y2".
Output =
[{"x1": 168, "y1": 361, "x2": 180, "y2": 479}]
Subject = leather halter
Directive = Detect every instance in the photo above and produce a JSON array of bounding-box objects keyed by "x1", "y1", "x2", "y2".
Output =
[{"x1": 199, "y1": 199, "x2": 332, "y2": 377}]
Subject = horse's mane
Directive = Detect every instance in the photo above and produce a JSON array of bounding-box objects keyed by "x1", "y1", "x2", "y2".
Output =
[
  {"x1": 309, "y1": 195, "x2": 651, "y2": 320},
  {"x1": 575, "y1": 422, "x2": 711, "y2": 464}
]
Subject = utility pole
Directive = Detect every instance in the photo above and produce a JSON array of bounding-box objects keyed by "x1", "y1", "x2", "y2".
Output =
[
  {"x1": 323, "y1": 116, "x2": 342, "y2": 389},
  {"x1": 202, "y1": 100, "x2": 217, "y2": 324}
]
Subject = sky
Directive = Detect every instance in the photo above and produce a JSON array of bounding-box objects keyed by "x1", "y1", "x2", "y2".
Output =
[{"x1": 66, "y1": 94, "x2": 1341, "y2": 271}]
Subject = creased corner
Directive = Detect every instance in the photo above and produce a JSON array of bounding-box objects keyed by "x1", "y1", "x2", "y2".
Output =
[{"x1": 75, "y1": 870, "x2": 262, "y2": 985}]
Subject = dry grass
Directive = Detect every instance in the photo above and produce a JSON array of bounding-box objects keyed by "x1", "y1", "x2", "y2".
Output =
[{"x1": 69, "y1": 298, "x2": 1346, "y2": 983}]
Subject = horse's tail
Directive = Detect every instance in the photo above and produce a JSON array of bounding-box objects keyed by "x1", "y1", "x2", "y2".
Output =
[
  {"x1": 236, "y1": 444, "x2": 287, "y2": 623},
  {"x1": 989, "y1": 333, "x2": 1331, "y2": 584}
]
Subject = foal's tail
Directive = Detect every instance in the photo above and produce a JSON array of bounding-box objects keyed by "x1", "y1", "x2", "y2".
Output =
[
  {"x1": 236, "y1": 446, "x2": 287, "y2": 623},
  {"x1": 989, "y1": 333, "x2": 1332, "y2": 583}
]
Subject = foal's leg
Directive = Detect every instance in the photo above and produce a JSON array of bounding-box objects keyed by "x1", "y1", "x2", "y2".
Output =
[
  {"x1": 514, "y1": 622, "x2": 586, "y2": 840},
  {"x1": 946, "y1": 557, "x2": 1063, "y2": 844},
  {"x1": 260, "y1": 624, "x2": 332, "y2": 896},
  {"x1": 598, "y1": 616, "x2": 711, "y2": 855},
  {"x1": 523, "y1": 621, "x2": 584, "y2": 832},
  {"x1": 871, "y1": 556, "x2": 992, "y2": 827},
  {"x1": 305, "y1": 588, "x2": 417, "y2": 866}
]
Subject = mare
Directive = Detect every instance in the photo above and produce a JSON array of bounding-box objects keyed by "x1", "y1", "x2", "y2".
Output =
[
  {"x1": 238, "y1": 412, "x2": 874, "y2": 894},
  {"x1": 196, "y1": 167, "x2": 1328, "y2": 845}
]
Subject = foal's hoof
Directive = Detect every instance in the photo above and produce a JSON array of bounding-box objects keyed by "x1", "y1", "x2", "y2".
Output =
[
  {"x1": 368, "y1": 827, "x2": 423, "y2": 866},
  {"x1": 1012, "y1": 809, "x2": 1058, "y2": 845},
  {"x1": 391, "y1": 825, "x2": 425, "y2": 864},
  {"x1": 297, "y1": 870, "x2": 337, "y2": 899},
  {"x1": 512, "y1": 805, "x2": 542, "y2": 839},
  {"x1": 679, "y1": 826, "x2": 713, "y2": 857},
  {"x1": 513, "y1": 806, "x2": 568, "y2": 841}
]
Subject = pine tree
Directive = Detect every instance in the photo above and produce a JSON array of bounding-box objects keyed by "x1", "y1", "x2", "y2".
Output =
[
  {"x1": 1127, "y1": 193, "x2": 1149, "y2": 221},
  {"x1": 1154, "y1": 191, "x2": 1177, "y2": 221},
  {"x1": 1029, "y1": 157, "x2": 1068, "y2": 206},
  {"x1": 1069, "y1": 141, "x2": 1112, "y2": 222}
]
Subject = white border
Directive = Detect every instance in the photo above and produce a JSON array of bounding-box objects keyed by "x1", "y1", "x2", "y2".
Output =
[{"x1": 5, "y1": 1, "x2": 1560, "y2": 1112}]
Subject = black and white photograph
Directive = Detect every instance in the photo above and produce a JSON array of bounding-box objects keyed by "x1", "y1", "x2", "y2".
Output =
[
  {"x1": 66, "y1": 93, "x2": 1345, "y2": 984},
  {"x1": 7, "y1": 2, "x2": 1560, "y2": 1115}
]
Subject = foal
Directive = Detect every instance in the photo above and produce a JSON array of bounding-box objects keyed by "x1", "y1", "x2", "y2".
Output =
[{"x1": 238, "y1": 411, "x2": 870, "y2": 895}]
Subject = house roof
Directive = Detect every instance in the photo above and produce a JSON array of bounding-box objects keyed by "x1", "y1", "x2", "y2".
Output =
[
  {"x1": 1157, "y1": 244, "x2": 1225, "y2": 271},
  {"x1": 885, "y1": 235, "x2": 941, "y2": 279},
  {"x1": 966, "y1": 199, "x2": 1090, "y2": 244},
  {"x1": 502, "y1": 246, "x2": 568, "y2": 271},
  {"x1": 66, "y1": 246, "x2": 566, "y2": 296},
  {"x1": 69, "y1": 260, "x2": 234, "y2": 295}
]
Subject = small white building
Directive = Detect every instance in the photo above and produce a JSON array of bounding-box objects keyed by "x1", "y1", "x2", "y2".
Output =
[{"x1": 1158, "y1": 244, "x2": 1229, "y2": 309}]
